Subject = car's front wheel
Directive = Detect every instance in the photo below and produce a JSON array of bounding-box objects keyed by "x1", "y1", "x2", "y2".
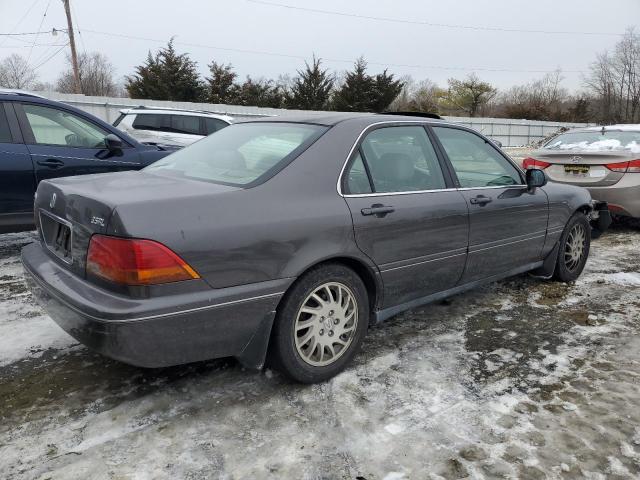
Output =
[
  {"x1": 553, "y1": 212, "x2": 591, "y2": 282},
  {"x1": 269, "y1": 263, "x2": 369, "y2": 383}
]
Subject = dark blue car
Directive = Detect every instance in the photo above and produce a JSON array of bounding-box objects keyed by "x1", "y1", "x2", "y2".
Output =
[{"x1": 0, "y1": 89, "x2": 174, "y2": 233}]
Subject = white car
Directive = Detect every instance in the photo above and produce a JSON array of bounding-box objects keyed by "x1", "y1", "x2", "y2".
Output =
[{"x1": 113, "y1": 108, "x2": 233, "y2": 147}]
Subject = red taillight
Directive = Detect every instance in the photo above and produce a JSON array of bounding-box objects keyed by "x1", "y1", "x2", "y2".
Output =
[
  {"x1": 86, "y1": 235, "x2": 200, "y2": 285},
  {"x1": 606, "y1": 159, "x2": 640, "y2": 173},
  {"x1": 522, "y1": 157, "x2": 551, "y2": 170}
]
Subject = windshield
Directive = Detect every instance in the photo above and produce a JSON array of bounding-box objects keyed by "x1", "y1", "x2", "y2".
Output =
[
  {"x1": 544, "y1": 130, "x2": 640, "y2": 153},
  {"x1": 145, "y1": 122, "x2": 327, "y2": 186}
]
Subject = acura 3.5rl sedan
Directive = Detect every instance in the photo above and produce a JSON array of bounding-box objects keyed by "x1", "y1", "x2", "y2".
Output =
[
  {"x1": 524, "y1": 125, "x2": 640, "y2": 220},
  {"x1": 22, "y1": 113, "x2": 610, "y2": 383}
]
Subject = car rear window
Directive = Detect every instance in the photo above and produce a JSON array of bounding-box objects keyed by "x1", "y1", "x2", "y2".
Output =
[
  {"x1": 544, "y1": 131, "x2": 640, "y2": 153},
  {"x1": 145, "y1": 122, "x2": 327, "y2": 187}
]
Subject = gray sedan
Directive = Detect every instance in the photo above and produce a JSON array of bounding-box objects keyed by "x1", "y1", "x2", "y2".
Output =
[{"x1": 21, "y1": 113, "x2": 609, "y2": 383}]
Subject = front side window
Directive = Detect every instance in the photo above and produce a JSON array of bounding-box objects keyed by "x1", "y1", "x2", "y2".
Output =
[
  {"x1": 433, "y1": 126, "x2": 522, "y2": 188},
  {"x1": 146, "y1": 122, "x2": 327, "y2": 186},
  {"x1": 348, "y1": 126, "x2": 446, "y2": 194},
  {"x1": 23, "y1": 104, "x2": 110, "y2": 148}
]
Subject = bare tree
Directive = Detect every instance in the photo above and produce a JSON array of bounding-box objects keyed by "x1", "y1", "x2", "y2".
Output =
[
  {"x1": 0, "y1": 54, "x2": 39, "y2": 90},
  {"x1": 389, "y1": 76, "x2": 442, "y2": 113},
  {"x1": 442, "y1": 73, "x2": 497, "y2": 117},
  {"x1": 585, "y1": 28, "x2": 640, "y2": 123},
  {"x1": 500, "y1": 70, "x2": 569, "y2": 121},
  {"x1": 56, "y1": 52, "x2": 118, "y2": 96}
]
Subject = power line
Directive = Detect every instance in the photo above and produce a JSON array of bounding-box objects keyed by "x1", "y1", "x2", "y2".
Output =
[
  {"x1": 32, "y1": 42, "x2": 68, "y2": 70},
  {"x1": 246, "y1": 0, "x2": 625, "y2": 37},
  {"x1": 0, "y1": 0, "x2": 41, "y2": 47},
  {"x1": 0, "y1": 30, "x2": 52, "y2": 36},
  {"x1": 80, "y1": 28, "x2": 585, "y2": 74},
  {"x1": 27, "y1": 0, "x2": 52, "y2": 63}
]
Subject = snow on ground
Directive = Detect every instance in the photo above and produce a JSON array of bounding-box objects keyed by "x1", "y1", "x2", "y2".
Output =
[{"x1": 1, "y1": 226, "x2": 640, "y2": 479}]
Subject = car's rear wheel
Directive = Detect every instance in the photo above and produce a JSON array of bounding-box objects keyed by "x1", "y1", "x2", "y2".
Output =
[
  {"x1": 269, "y1": 263, "x2": 369, "y2": 383},
  {"x1": 553, "y1": 212, "x2": 590, "y2": 282}
]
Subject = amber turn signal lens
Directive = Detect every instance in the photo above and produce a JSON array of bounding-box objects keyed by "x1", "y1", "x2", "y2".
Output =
[{"x1": 86, "y1": 235, "x2": 200, "y2": 285}]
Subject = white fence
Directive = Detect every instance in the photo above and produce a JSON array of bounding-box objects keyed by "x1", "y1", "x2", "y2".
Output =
[{"x1": 37, "y1": 91, "x2": 592, "y2": 147}]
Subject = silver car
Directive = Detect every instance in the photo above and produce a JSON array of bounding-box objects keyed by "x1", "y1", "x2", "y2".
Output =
[{"x1": 525, "y1": 125, "x2": 640, "y2": 219}]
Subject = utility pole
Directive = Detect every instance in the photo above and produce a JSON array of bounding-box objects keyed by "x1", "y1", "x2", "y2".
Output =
[{"x1": 62, "y1": 0, "x2": 81, "y2": 94}]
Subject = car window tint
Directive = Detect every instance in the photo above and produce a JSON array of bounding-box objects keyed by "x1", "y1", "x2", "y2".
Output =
[
  {"x1": 433, "y1": 126, "x2": 522, "y2": 188},
  {"x1": 23, "y1": 104, "x2": 109, "y2": 148},
  {"x1": 346, "y1": 152, "x2": 373, "y2": 194},
  {"x1": 146, "y1": 122, "x2": 327, "y2": 186},
  {"x1": 132, "y1": 114, "x2": 169, "y2": 131},
  {"x1": 0, "y1": 106, "x2": 12, "y2": 143},
  {"x1": 359, "y1": 126, "x2": 446, "y2": 193},
  {"x1": 171, "y1": 115, "x2": 201, "y2": 135},
  {"x1": 204, "y1": 117, "x2": 228, "y2": 135}
]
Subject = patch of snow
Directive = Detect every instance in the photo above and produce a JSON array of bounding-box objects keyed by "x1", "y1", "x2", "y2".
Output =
[
  {"x1": 384, "y1": 424, "x2": 405, "y2": 435},
  {"x1": 602, "y1": 272, "x2": 640, "y2": 287}
]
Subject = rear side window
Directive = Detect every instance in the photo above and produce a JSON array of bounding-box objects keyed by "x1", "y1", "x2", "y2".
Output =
[
  {"x1": 204, "y1": 117, "x2": 228, "y2": 135},
  {"x1": 433, "y1": 126, "x2": 522, "y2": 188},
  {"x1": 170, "y1": 115, "x2": 201, "y2": 135},
  {"x1": 0, "y1": 105, "x2": 12, "y2": 143},
  {"x1": 347, "y1": 126, "x2": 447, "y2": 193},
  {"x1": 146, "y1": 122, "x2": 327, "y2": 187}
]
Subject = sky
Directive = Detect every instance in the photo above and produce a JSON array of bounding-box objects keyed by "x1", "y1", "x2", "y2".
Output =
[{"x1": 0, "y1": 0, "x2": 638, "y2": 93}]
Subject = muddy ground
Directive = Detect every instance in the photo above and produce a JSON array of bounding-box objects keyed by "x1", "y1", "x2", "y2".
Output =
[{"x1": 1, "y1": 226, "x2": 639, "y2": 480}]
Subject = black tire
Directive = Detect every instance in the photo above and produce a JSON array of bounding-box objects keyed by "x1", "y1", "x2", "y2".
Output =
[
  {"x1": 269, "y1": 263, "x2": 369, "y2": 383},
  {"x1": 553, "y1": 212, "x2": 591, "y2": 282}
]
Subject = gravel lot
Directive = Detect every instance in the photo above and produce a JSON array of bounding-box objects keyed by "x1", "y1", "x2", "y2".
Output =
[{"x1": 1, "y1": 225, "x2": 640, "y2": 480}]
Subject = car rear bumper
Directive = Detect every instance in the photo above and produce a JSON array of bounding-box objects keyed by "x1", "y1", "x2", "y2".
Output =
[
  {"x1": 586, "y1": 177, "x2": 640, "y2": 218},
  {"x1": 21, "y1": 242, "x2": 290, "y2": 368}
]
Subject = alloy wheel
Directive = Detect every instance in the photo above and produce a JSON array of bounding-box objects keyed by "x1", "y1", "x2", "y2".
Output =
[
  {"x1": 564, "y1": 223, "x2": 586, "y2": 271},
  {"x1": 294, "y1": 282, "x2": 358, "y2": 367}
]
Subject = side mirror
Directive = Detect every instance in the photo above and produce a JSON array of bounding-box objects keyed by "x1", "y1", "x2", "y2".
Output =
[
  {"x1": 526, "y1": 168, "x2": 547, "y2": 189},
  {"x1": 104, "y1": 134, "x2": 123, "y2": 151}
]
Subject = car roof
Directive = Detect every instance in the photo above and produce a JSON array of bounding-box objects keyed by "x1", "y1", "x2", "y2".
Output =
[
  {"x1": 568, "y1": 124, "x2": 640, "y2": 133},
  {"x1": 0, "y1": 88, "x2": 45, "y2": 99},
  {"x1": 239, "y1": 112, "x2": 447, "y2": 127},
  {"x1": 120, "y1": 108, "x2": 233, "y2": 122}
]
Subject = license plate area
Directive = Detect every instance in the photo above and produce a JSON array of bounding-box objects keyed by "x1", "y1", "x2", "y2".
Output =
[
  {"x1": 39, "y1": 210, "x2": 73, "y2": 264},
  {"x1": 564, "y1": 164, "x2": 590, "y2": 175}
]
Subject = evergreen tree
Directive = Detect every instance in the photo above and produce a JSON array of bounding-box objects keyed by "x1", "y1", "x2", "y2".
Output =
[
  {"x1": 126, "y1": 40, "x2": 204, "y2": 101},
  {"x1": 331, "y1": 57, "x2": 374, "y2": 112},
  {"x1": 371, "y1": 69, "x2": 404, "y2": 112},
  {"x1": 289, "y1": 56, "x2": 334, "y2": 110},
  {"x1": 236, "y1": 77, "x2": 285, "y2": 108},
  {"x1": 206, "y1": 61, "x2": 240, "y2": 104}
]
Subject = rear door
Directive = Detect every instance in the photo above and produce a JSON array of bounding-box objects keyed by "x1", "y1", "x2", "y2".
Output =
[
  {"x1": 432, "y1": 125, "x2": 549, "y2": 283},
  {"x1": 342, "y1": 124, "x2": 469, "y2": 308},
  {"x1": 0, "y1": 102, "x2": 36, "y2": 230},
  {"x1": 15, "y1": 102, "x2": 142, "y2": 184}
]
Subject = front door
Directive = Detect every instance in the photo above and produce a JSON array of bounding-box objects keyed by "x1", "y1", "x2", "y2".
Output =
[
  {"x1": 15, "y1": 102, "x2": 141, "y2": 185},
  {"x1": 342, "y1": 125, "x2": 469, "y2": 308},
  {"x1": 431, "y1": 126, "x2": 549, "y2": 283}
]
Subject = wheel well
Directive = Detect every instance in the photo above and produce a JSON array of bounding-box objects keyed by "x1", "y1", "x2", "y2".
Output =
[
  {"x1": 284, "y1": 257, "x2": 380, "y2": 324},
  {"x1": 577, "y1": 204, "x2": 591, "y2": 216}
]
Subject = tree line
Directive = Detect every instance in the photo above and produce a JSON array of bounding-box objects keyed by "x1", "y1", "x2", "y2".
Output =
[{"x1": 1, "y1": 28, "x2": 639, "y2": 124}]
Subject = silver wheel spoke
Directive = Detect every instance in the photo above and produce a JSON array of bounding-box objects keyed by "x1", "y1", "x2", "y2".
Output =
[{"x1": 293, "y1": 281, "x2": 359, "y2": 367}]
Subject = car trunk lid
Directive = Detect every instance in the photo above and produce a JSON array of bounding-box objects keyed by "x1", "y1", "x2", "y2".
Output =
[
  {"x1": 35, "y1": 170, "x2": 239, "y2": 277},
  {"x1": 530, "y1": 149, "x2": 633, "y2": 186}
]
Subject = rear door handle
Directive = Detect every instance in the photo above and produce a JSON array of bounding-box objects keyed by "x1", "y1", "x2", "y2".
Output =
[
  {"x1": 469, "y1": 195, "x2": 492, "y2": 206},
  {"x1": 361, "y1": 204, "x2": 395, "y2": 217},
  {"x1": 37, "y1": 158, "x2": 65, "y2": 169}
]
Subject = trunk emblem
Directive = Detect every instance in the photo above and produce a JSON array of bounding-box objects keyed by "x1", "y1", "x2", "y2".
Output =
[
  {"x1": 571, "y1": 156, "x2": 583, "y2": 164},
  {"x1": 50, "y1": 193, "x2": 57, "y2": 209}
]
